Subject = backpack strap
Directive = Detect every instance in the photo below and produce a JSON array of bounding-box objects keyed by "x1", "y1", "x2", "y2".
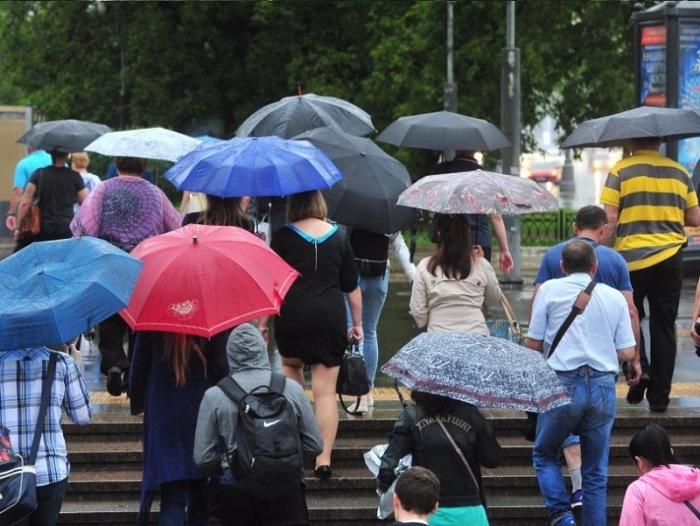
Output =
[
  {"x1": 29, "y1": 352, "x2": 57, "y2": 465},
  {"x1": 546, "y1": 281, "x2": 597, "y2": 360},
  {"x1": 268, "y1": 373, "x2": 286, "y2": 394},
  {"x1": 217, "y1": 376, "x2": 247, "y2": 404}
]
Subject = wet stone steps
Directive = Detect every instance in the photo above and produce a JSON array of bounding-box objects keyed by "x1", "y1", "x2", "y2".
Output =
[{"x1": 59, "y1": 406, "x2": 700, "y2": 525}]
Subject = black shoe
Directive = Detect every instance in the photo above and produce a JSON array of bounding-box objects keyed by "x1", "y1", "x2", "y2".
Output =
[
  {"x1": 106, "y1": 367, "x2": 124, "y2": 396},
  {"x1": 649, "y1": 404, "x2": 668, "y2": 413},
  {"x1": 626, "y1": 374, "x2": 650, "y2": 405},
  {"x1": 314, "y1": 465, "x2": 332, "y2": 480}
]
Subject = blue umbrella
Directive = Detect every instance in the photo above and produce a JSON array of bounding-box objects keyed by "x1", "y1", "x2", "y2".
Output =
[
  {"x1": 164, "y1": 136, "x2": 344, "y2": 197},
  {"x1": 0, "y1": 237, "x2": 143, "y2": 351}
]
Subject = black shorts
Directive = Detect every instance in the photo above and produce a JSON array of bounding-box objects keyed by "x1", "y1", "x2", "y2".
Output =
[{"x1": 211, "y1": 482, "x2": 309, "y2": 526}]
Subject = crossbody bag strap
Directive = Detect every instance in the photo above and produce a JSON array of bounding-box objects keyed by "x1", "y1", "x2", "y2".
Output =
[
  {"x1": 436, "y1": 419, "x2": 479, "y2": 491},
  {"x1": 546, "y1": 281, "x2": 597, "y2": 360},
  {"x1": 28, "y1": 351, "x2": 57, "y2": 465},
  {"x1": 685, "y1": 500, "x2": 700, "y2": 521},
  {"x1": 499, "y1": 292, "x2": 521, "y2": 341}
]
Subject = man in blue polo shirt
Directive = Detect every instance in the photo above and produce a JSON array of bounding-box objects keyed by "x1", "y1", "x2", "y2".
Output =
[
  {"x1": 529, "y1": 205, "x2": 641, "y2": 512},
  {"x1": 6, "y1": 146, "x2": 51, "y2": 233}
]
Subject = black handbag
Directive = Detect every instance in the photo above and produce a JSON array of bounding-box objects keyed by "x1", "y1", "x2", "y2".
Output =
[
  {"x1": 0, "y1": 352, "x2": 57, "y2": 525},
  {"x1": 336, "y1": 339, "x2": 371, "y2": 414}
]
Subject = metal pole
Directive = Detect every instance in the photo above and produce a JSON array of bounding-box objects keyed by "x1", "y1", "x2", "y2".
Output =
[
  {"x1": 444, "y1": 2, "x2": 457, "y2": 161},
  {"x1": 500, "y1": 1, "x2": 523, "y2": 284},
  {"x1": 559, "y1": 147, "x2": 576, "y2": 196}
]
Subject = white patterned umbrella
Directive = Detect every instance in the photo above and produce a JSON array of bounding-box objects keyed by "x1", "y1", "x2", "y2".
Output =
[
  {"x1": 381, "y1": 332, "x2": 571, "y2": 413},
  {"x1": 85, "y1": 127, "x2": 202, "y2": 163}
]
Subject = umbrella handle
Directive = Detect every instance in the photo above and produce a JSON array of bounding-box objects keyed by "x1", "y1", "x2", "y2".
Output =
[{"x1": 394, "y1": 379, "x2": 408, "y2": 409}]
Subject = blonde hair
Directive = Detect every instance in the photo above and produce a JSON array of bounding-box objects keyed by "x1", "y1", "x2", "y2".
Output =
[
  {"x1": 286, "y1": 190, "x2": 327, "y2": 223},
  {"x1": 71, "y1": 152, "x2": 90, "y2": 170}
]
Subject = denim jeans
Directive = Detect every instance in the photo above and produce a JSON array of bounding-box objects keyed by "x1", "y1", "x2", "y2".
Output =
[
  {"x1": 158, "y1": 478, "x2": 213, "y2": 526},
  {"x1": 346, "y1": 269, "x2": 389, "y2": 388},
  {"x1": 533, "y1": 368, "x2": 616, "y2": 526}
]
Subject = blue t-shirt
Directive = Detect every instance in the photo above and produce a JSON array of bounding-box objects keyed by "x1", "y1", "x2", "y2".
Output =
[
  {"x1": 13, "y1": 150, "x2": 52, "y2": 189},
  {"x1": 534, "y1": 236, "x2": 632, "y2": 291}
]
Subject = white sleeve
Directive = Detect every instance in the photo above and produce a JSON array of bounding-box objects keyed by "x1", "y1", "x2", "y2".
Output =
[{"x1": 389, "y1": 232, "x2": 416, "y2": 281}]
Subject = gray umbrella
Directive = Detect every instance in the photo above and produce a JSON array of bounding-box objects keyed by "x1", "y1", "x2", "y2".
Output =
[
  {"x1": 293, "y1": 127, "x2": 414, "y2": 234},
  {"x1": 561, "y1": 106, "x2": 700, "y2": 149},
  {"x1": 235, "y1": 94, "x2": 375, "y2": 139},
  {"x1": 18, "y1": 119, "x2": 112, "y2": 153},
  {"x1": 381, "y1": 332, "x2": 571, "y2": 413},
  {"x1": 376, "y1": 110, "x2": 510, "y2": 151}
]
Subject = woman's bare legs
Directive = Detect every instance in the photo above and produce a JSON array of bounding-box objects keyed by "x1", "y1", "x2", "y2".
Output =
[
  {"x1": 311, "y1": 363, "x2": 340, "y2": 468},
  {"x1": 281, "y1": 356, "x2": 306, "y2": 387}
]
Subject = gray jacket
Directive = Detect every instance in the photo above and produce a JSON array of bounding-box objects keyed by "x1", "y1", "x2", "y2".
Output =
[{"x1": 193, "y1": 323, "x2": 323, "y2": 476}]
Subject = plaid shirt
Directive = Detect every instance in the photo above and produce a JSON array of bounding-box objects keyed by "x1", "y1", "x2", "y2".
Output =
[{"x1": 0, "y1": 348, "x2": 92, "y2": 486}]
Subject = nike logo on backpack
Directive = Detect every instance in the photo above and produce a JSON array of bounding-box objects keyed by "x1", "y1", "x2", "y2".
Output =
[{"x1": 263, "y1": 419, "x2": 281, "y2": 427}]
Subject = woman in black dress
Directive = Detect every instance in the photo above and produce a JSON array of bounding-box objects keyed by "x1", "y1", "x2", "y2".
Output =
[{"x1": 270, "y1": 190, "x2": 362, "y2": 479}]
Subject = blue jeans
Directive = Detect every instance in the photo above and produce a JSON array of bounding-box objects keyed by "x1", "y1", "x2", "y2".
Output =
[
  {"x1": 533, "y1": 368, "x2": 616, "y2": 526},
  {"x1": 346, "y1": 269, "x2": 389, "y2": 388},
  {"x1": 158, "y1": 478, "x2": 213, "y2": 526}
]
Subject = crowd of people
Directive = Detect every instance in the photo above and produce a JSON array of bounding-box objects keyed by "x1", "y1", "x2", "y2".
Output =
[{"x1": 2, "y1": 132, "x2": 700, "y2": 526}]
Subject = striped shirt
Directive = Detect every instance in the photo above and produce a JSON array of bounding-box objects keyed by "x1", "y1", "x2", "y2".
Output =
[
  {"x1": 600, "y1": 150, "x2": 698, "y2": 271},
  {"x1": 0, "y1": 348, "x2": 92, "y2": 486}
]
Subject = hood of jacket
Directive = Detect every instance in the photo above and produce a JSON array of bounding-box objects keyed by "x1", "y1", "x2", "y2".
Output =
[
  {"x1": 642, "y1": 464, "x2": 700, "y2": 502},
  {"x1": 226, "y1": 323, "x2": 270, "y2": 374}
]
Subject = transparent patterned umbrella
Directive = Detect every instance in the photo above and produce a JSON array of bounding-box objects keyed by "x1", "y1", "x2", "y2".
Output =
[{"x1": 381, "y1": 332, "x2": 571, "y2": 413}]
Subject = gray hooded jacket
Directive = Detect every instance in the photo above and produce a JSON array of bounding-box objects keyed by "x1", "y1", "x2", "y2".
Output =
[{"x1": 193, "y1": 323, "x2": 323, "y2": 476}]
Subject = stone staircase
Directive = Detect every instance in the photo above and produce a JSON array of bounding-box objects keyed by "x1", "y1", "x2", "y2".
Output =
[{"x1": 56, "y1": 401, "x2": 700, "y2": 526}]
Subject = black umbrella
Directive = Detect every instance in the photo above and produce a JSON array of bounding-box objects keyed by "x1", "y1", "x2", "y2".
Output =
[
  {"x1": 293, "y1": 127, "x2": 414, "y2": 234},
  {"x1": 18, "y1": 119, "x2": 111, "y2": 153},
  {"x1": 561, "y1": 106, "x2": 700, "y2": 149},
  {"x1": 376, "y1": 110, "x2": 510, "y2": 151},
  {"x1": 235, "y1": 94, "x2": 375, "y2": 139}
]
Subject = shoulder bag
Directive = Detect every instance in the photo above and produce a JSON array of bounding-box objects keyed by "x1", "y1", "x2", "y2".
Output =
[
  {"x1": 0, "y1": 352, "x2": 57, "y2": 525},
  {"x1": 487, "y1": 292, "x2": 522, "y2": 344},
  {"x1": 522, "y1": 281, "x2": 597, "y2": 441},
  {"x1": 19, "y1": 170, "x2": 42, "y2": 236},
  {"x1": 337, "y1": 339, "x2": 371, "y2": 414},
  {"x1": 436, "y1": 419, "x2": 484, "y2": 506}
]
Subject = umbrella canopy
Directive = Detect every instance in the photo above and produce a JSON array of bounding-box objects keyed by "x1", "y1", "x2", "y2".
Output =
[
  {"x1": 560, "y1": 106, "x2": 700, "y2": 149},
  {"x1": 397, "y1": 169, "x2": 559, "y2": 215},
  {"x1": 293, "y1": 127, "x2": 414, "y2": 234},
  {"x1": 121, "y1": 224, "x2": 300, "y2": 336},
  {"x1": 0, "y1": 237, "x2": 143, "y2": 351},
  {"x1": 235, "y1": 94, "x2": 375, "y2": 139},
  {"x1": 381, "y1": 332, "x2": 571, "y2": 413},
  {"x1": 85, "y1": 127, "x2": 202, "y2": 162},
  {"x1": 17, "y1": 119, "x2": 112, "y2": 153},
  {"x1": 164, "y1": 136, "x2": 344, "y2": 197},
  {"x1": 376, "y1": 110, "x2": 510, "y2": 151}
]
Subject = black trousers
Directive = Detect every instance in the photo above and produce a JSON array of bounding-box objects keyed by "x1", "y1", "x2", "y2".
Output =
[
  {"x1": 629, "y1": 249, "x2": 683, "y2": 407},
  {"x1": 212, "y1": 483, "x2": 309, "y2": 526},
  {"x1": 97, "y1": 312, "x2": 133, "y2": 375}
]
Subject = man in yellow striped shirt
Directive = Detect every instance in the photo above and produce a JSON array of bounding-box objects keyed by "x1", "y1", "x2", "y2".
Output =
[{"x1": 600, "y1": 137, "x2": 700, "y2": 412}]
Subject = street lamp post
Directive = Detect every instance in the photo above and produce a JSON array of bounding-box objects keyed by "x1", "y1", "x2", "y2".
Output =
[{"x1": 500, "y1": 1, "x2": 523, "y2": 285}]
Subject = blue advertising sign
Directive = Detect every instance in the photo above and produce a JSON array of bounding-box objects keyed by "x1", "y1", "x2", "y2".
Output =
[
  {"x1": 678, "y1": 23, "x2": 700, "y2": 173},
  {"x1": 640, "y1": 25, "x2": 667, "y2": 107}
]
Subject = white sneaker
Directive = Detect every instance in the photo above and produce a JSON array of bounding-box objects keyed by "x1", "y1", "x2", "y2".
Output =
[{"x1": 347, "y1": 395, "x2": 368, "y2": 413}]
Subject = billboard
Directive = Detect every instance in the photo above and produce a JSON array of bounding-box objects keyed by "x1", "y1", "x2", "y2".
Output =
[
  {"x1": 640, "y1": 25, "x2": 667, "y2": 107},
  {"x1": 678, "y1": 23, "x2": 700, "y2": 173}
]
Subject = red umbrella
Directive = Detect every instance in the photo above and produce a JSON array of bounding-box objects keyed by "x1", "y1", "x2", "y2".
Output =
[{"x1": 121, "y1": 224, "x2": 299, "y2": 336}]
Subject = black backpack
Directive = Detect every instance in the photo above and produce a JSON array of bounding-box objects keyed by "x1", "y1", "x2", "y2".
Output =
[{"x1": 217, "y1": 373, "x2": 303, "y2": 500}]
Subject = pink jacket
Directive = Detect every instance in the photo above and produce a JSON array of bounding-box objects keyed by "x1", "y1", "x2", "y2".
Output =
[{"x1": 619, "y1": 464, "x2": 700, "y2": 526}]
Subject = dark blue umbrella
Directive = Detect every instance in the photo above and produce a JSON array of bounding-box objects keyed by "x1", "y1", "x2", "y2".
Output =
[
  {"x1": 0, "y1": 237, "x2": 143, "y2": 351},
  {"x1": 164, "y1": 136, "x2": 344, "y2": 197}
]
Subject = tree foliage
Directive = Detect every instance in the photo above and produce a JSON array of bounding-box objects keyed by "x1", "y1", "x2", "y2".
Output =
[{"x1": 0, "y1": 0, "x2": 656, "y2": 175}]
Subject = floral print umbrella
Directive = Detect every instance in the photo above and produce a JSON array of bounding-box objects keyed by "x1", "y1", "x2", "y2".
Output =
[
  {"x1": 397, "y1": 169, "x2": 559, "y2": 215},
  {"x1": 381, "y1": 332, "x2": 571, "y2": 413}
]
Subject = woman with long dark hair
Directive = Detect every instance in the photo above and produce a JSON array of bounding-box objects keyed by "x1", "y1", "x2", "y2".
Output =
[
  {"x1": 619, "y1": 423, "x2": 700, "y2": 525},
  {"x1": 182, "y1": 195, "x2": 254, "y2": 232},
  {"x1": 130, "y1": 331, "x2": 229, "y2": 526},
  {"x1": 378, "y1": 390, "x2": 502, "y2": 526},
  {"x1": 410, "y1": 214, "x2": 501, "y2": 334}
]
